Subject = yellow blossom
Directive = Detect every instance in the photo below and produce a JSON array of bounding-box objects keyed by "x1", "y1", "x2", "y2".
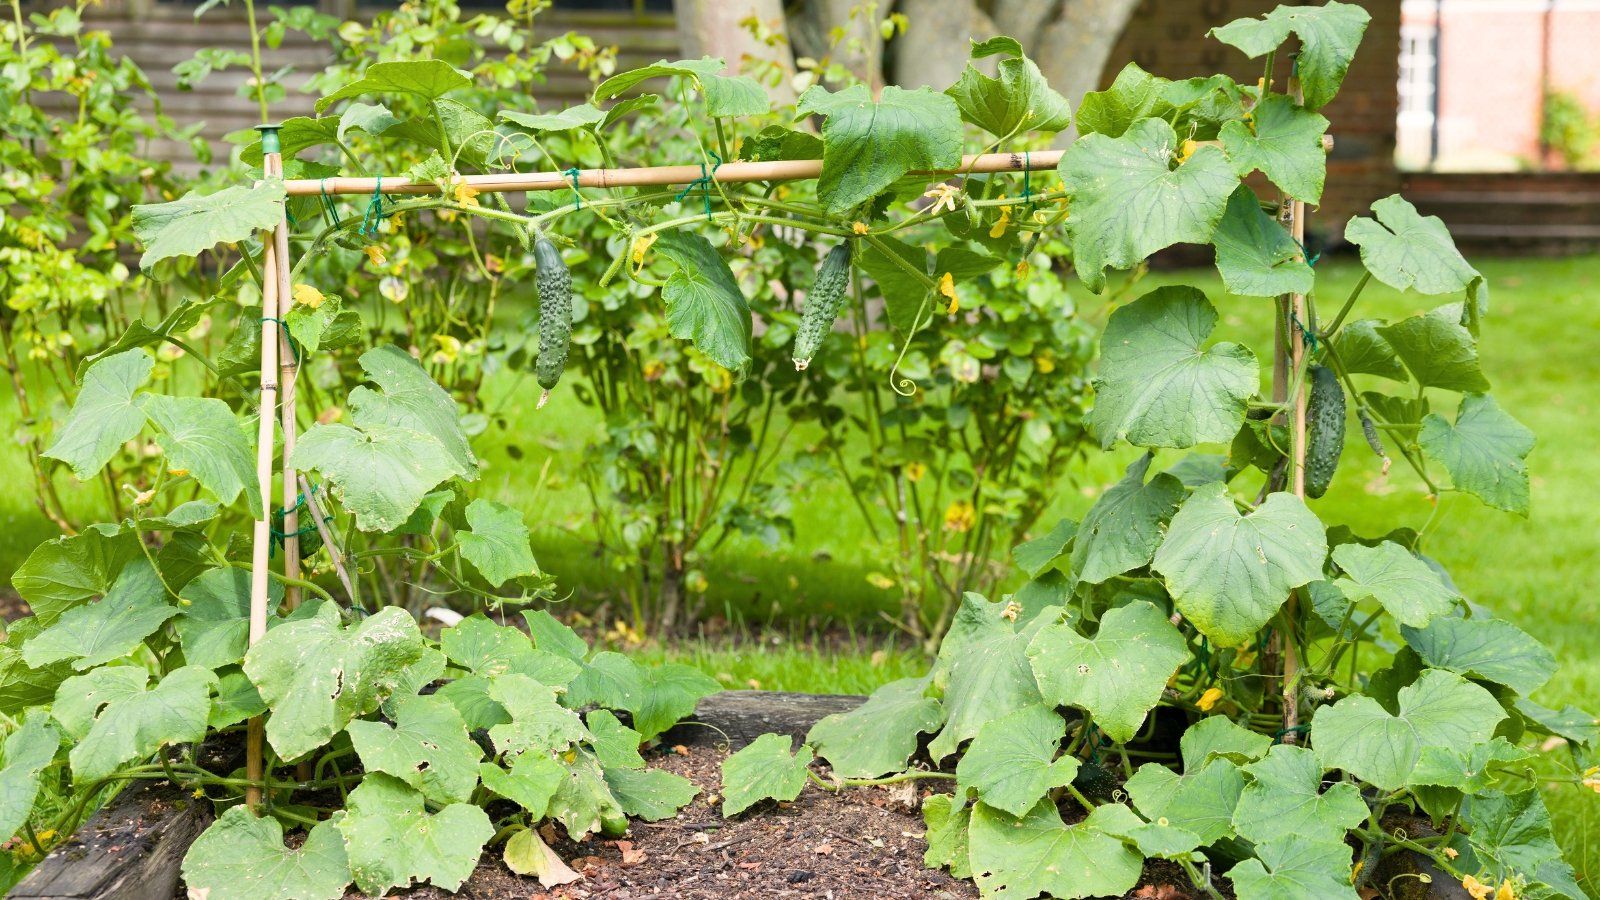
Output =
[
  {"x1": 167, "y1": 468, "x2": 190, "y2": 478},
  {"x1": 1197, "y1": 687, "x2": 1225, "y2": 711},
  {"x1": 866, "y1": 572, "x2": 895, "y2": 590},
  {"x1": 852, "y1": 221, "x2": 869, "y2": 235},
  {"x1": 1034, "y1": 353, "x2": 1056, "y2": 374},
  {"x1": 484, "y1": 253, "x2": 503, "y2": 274},
  {"x1": 291, "y1": 283, "x2": 326, "y2": 309},
  {"x1": 1350, "y1": 861, "x2": 1362, "y2": 884},
  {"x1": 905, "y1": 461, "x2": 927, "y2": 483},
  {"x1": 1176, "y1": 139, "x2": 1199, "y2": 164},
  {"x1": 1015, "y1": 258, "x2": 1030, "y2": 279},
  {"x1": 631, "y1": 233, "x2": 658, "y2": 268},
  {"x1": 453, "y1": 179, "x2": 480, "y2": 207},
  {"x1": 642, "y1": 359, "x2": 666, "y2": 381},
  {"x1": 1000, "y1": 601, "x2": 1021, "y2": 622},
  {"x1": 989, "y1": 205, "x2": 1012, "y2": 239},
  {"x1": 939, "y1": 272, "x2": 957, "y2": 312},
  {"x1": 1443, "y1": 847, "x2": 1460, "y2": 860},
  {"x1": 943, "y1": 500, "x2": 976, "y2": 533},
  {"x1": 1495, "y1": 880, "x2": 1517, "y2": 900},
  {"x1": 922, "y1": 183, "x2": 961, "y2": 216},
  {"x1": 363, "y1": 244, "x2": 387, "y2": 267},
  {"x1": 1463, "y1": 875, "x2": 1493, "y2": 900}
]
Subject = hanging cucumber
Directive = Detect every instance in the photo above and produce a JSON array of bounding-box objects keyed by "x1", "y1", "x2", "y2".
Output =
[
  {"x1": 792, "y1": 241, "x2": 853, "y2": 371},
  {"x1": 534, "y1": 233, "x2": 572, "y2": 408},
  {"x1": 1357, "y1": 407, "x2": 1392, "y2": 476},
  {"x1": 1305, "y1": 364, "x2": 1345, "y2": 499}
]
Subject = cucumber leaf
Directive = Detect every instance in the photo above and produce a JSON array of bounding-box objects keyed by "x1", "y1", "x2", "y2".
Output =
[
  {"x1": 1027, "y1": 601, "x2": 1188, "y2": 743},
  {"x1": 603, "y1": 767, "x2": 698, "y2": 821},
  {"x1": 720, "y1": 732, "x2": 810, "y2": 816},
  {"x1": 944, "y1": 36, "x2": 1071, "y2": 137},
  {"x1": 1212, "y1": 185, "x2": 1315, "y2": 297},
  {"x1": 1401, "y1": 615, "x2": 1556, "y2": 696},
  {"x1": 457, "y1": 498, "x2": 539, "y2": 588},
  {"x1": 1210, "y1": 1, "x2": 1371, "y2": 111},
  {"x1": 1226, "y1": 833, "x2": 1358, "y2": 900},
  {"x1": 42, "y1": 349, "x2": 153, "y2": 481},
  {"x1": 968, "y1": 801, "x2": 1144, "y2": 900},
  {"x1": 61, "y1": 665, "x2": 216, "y2": 782},
  {"x1": 652, "y1": 230, "x2": 753, "y2": 373},
  {"x1": 22, "y1": 559, "x2": 174, "y2": 671},
  {"x1": 1220, "y1": 93, "x2": 1329, "y2": 203},
  {"x1": 1233, "y1": 745, "x2": 1367, "y2": 846},
  {"x1": 592, "y1": 57, "x2": 765, "y2": 118},
  {"x1": 796, "y1": 84, "x2": 962, "y2": 215},
  {"x1": 0, "y1": 717, "x2": 61, "y2": 843},
  {"x1": 140, "y1": 395, "x2": 259, "y2": 517},
  {"x1": 1348, "y1": 195, "x2": 1485, "y2": 309},
  {"x1": 347, "y1": 693, "x2": 483, "y2": 805},
  {"x1": 1332, "y1": 540, "x2": 1460, "y2": 628},
  {"x1": 132, "y1": 181, "x2": 286, "y2": 271},
  {"x1": 181, "y1": 806, "x2": 351, "y2": 900},
  {"x1": 954, "y1": 704, "x2": 1077, "y2": 817},
  {"x1": 315, "y1": 60, "x2": 471, "y2": 112},
  {"x1": 1419, "y1": 393, "x2": 1534, "y2": 516},
  {"x1": 336, "y1": 773, "x2": 491, "y2": 896},
  {"x1": 808, "y1": 676, "x2": 943, "y2": 779},
  {"x1": 1071, "y1": 453, "x2": 1184, "y2": 584}
]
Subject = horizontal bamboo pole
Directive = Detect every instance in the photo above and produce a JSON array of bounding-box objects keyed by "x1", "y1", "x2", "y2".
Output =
[{"x1": 281, "y1": 149, "x2": 1065, "y2": 197}]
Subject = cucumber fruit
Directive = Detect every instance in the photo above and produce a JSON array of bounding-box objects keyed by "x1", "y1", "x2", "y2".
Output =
[
  {"x1": 792, "y1": 242, "x2": 852, "y2": 371},
  {"x1": 534, "y1": 233, "x2": 572, "y2": 407},
  {"x1": 1305, "y1": 364, "x2": 1345, "y2": 499}
]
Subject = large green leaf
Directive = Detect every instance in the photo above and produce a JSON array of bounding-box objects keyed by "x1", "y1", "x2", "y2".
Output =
[
  {"x1": 133, "y1": 181, "x2": 287, "y2": 271},
  {"x1": 1401, "y1": 615, "x2": 1555, "y2": 696},
  {"x1": 604, "y1": 766, "x2": 699, "y2": 821},
  {"x1": 1182, "y1": 715, "x2": 1274, "y2": 766},
  {"x1": 954, "y1": 705, "x2": 1077, "y2": 817},
  {"x1": 720, "y1": 732, "x2": 810, "y2": 816},
  {"x1": 1153, "y1": 485, "x2": 1328, "y2": 646},
  {"x1": 478, "y1": 752, "x2": 564, "y2": 818},
  {"x1": 1212, "y1": 185, "x2": 1314, "y2": 297},
  {"x1": 173, "y1": 566, "x2": 287, "y2": 669},
  {"x1": 209, "y1": 666, "x2": 266, "y2": 729},
  {"x1": 944, "y1": 36, "x2": 1071, "y2": 137},
  {"x1": 796, "y1": 84, "x2": 962, "y2": 215},
  {"x1": 1311, "y1": 668, "x2": 1504, "y2": 792},
  {"x1": 1210, "y1": 1, "x2": 1371, "y2": 111},
  {"x1": 0, "y1": 716, "x2": 60, "y2": 843},
  {"x1": 652, "y1": 230, "x2": 753, "y2": 372},
  {"x1": 336, "y1": 773, "x2": 492, "y2": 895},
  {"x1": 1226, "y1": 833, "x2": 1358, "y2": 900},
  {"x1": 1232, "y1": 745, "x2": 1367, "y2": 847},
  {"x1": 586, "y1": 709, "x2": 646, "y2": 770},
  {"x1": 1456, "y1": 789, "x2": 1584, "y2": 898},
  {"x1": 1514, "y1": 697, "x2": 1599, "y2": 748},
  {"x1": 457, "y1": 498, "x2": 538, "y2": 587},
  {"x1": 291, "y1": 423, "x2": 462, "y2": 532},
  {"x1": 22, "y1": 559, "x2": 174, "y2": 671},
  {"x1": 1126, "y1": 757, "x2": 1245, "y2": 845},
  {"x1": 1220, "y1": 93, "x2": 1329, "y2": 203},
  {"x1": 1088, "y1": 286, "x2": 1259, "y2": 450},
  {"x1": 50, "y1": 665, "x2": 146, "y2": 740},
  {"x1": 140, "y1": 395, "x2": 258, "y2": 516},
  {"x1": 181, "y1": 806, "x2": 350, "y2": 900},
  {"x1": 439, "y1": 615, "x2": 578, "y2": 686},
  {"x1": 347, "y1": 693, "x2": 483, "y2": 805},
  {"x1": 42, "y1": 350, "x2": 152, "y2": 480},
  {"x1": 61, "y1": 665, "x2": 216, "y2": 782},
  {"x1": 237, "y1": 115, "x2": 341, "y2": 166},
  {"x1": 498, "y1": 104, "x2": 606, "y2": 134},
  {"x1": 1027, "y1": 601, "x2": 1188, "y2": 742},
  {"x1": 523, "y1": 609, "x2": 588, "y2": 662},
  {"x1": 591, "y1": 57, "x2": 765, "y2": 118},
  {"x1": 927, "y1": 595, "x2": 1044, "y2": 762},
  {"x1": 1331, "y1": 319, "x2": 1408, "y2": 382},
  {"x1": 348, "y1": 345, "x2": 478, "y2": 478},
  {"x1": 1059, "y1": 118, "x2": 1237, "y2": 292},
  {"x1": 243, "y1": 603, "x2": 424, "y2": 761},
  {"x1": 922, "y1": 794, "x2": 972, "y2": 878},
  {"x1": 1377, "y1": 303, "x2": 1490, "y2": 392},
  {"x1": 1071, "y1": 453, "x2": 1183, "y2": 584},
  {"x1": 315, "y1": 60, "x2": 471, "y2": 112},
  {"x1": 968, "y1": 801, "x2": 1144, "y2": 900},
  {"x1": 1011, "y1": 518, "x2": 1077, "y2": 579},
  {"x1": 486, "y1": 673, "x2": 589, "y2": 758},
  {"x1": 1419, "y1": 393, "x2": 1534, "y2": 515},
  {"x1": 855, "y1": 233, "x2": 930, "y2": 338},
  {"x1": 1347, "y1": 195, "x2": 1484, "y2": 305},
  {"x1": 1409, "y1": 737, "x2": 1534, "y2": 795},
  {"x1": 547, "y1": 749, "x2": 624, "y2": 839},
  {"x1": 10, "y1": 528, "x2": 140, "y2": 624},
  {"x1": 632, "y1": 663, "x2": 720, "y2": 741},
  {"x1": 1332, "y1": 540, "x2": 1459, "y2": 628},
  {"x1": 807, "y1": 676, "x2": 943, "y2": 779},
  {"x1": 1075, "y1": 63, "x2": 1172, "y2": 138}
]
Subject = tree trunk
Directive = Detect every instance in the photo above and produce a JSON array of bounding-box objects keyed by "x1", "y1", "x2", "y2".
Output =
[
  {"x1": 788, "y1": 0, "x2": 885, "y2": 89},
  {"x1": 889, "y1": 0, "x2": 994, "y2": 90},
  {"x1": 1031, "y1": 0, "x2": 1144, "y2": 136},
  {"x1": 675, "y1": 0, "x2": 796, "y2": 106}
]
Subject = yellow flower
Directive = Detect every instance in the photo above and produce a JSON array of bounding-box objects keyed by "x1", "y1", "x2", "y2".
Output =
[
  {"x1": 453, "y1": 179, "x2": 480, "y2": 208},
  {"x1": 484, "y1": 253, "x2": 503, "y2": 274},
  {"x1": 1000, "y1": 601, "x2": 1022, "y2": 622},
  {"x1": 1015, "y1": 258, "x2": 1030, "y2": 279},
  {"x1": 1197, "y1": 687, "x2": 1225, "y2": 711},
  {"x1": 642, "y1": 359, "x2": 666, "y2": 381},
  {"x1": 1034, "y1": 353, "x2": 1056, "y2": 374},
  {"x1": 1176, "y1": 139, "x2": 1199, "y2": 164},
  {"x1": 922, "y1": 183, "x2": 961, "y2": 216},
  {"x1": 291, "y1": 283, "x2": 326, "y2": 309},
  {"x1": 630, "y1": 233, "x2": 658, "y2": 268},
  {"x1": 938, "y1": 272, "x2": 957, "y2": 312},
  {"x1": 1583, "y1": 766, "x2": 1600, "y2": 793},
  {"x1": 1495, "y1": 880, "x2": 1517, "y2": 900},
  {"x1": 904, "y1": 461, "x2": 927, "y2": 483},
  {"x1": 852, "y1": 221, "x2": 869, "y2": 235},
  {"x1": 866, "y1": 572, "x2": 895, "y2": 590},
  {"x1": 363, "y1": 244, "x2": 387, "y2": 267},
  {"x1": 989, "y1": 205, "x2": 1012, "y2": 239},
  {"x1": 1463, "y1": 875, "x2": 1493, "y2": 900},
  {"x1": 1233, "y1": 645, "x2": 1258, "y2": 669},
  {"x1": 167, "y1": 467, "x2": 190, "y2": 478},
  {"x1": 1443, "y1": 847, "x2": 1460, "y2": 860},
  {"x1": 1350, "y1": 861, "x2": 1362, "y2": 884},
  {"x1": 943, "y1": 500, "x2": 976, "y2": 533}
]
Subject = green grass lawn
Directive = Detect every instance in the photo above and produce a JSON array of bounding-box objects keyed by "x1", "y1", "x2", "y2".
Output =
[{"x1": 2, "y1": 255, "x2": 1597, "y2": 883}]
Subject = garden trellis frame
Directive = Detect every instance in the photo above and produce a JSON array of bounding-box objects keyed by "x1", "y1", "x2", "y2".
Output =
[{"x1": 242, "y1": 127, "x2": 1315, "y2": 811}]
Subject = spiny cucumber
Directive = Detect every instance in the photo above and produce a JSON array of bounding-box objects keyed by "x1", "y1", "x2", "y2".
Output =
[
  {"x1": 1305, "y1": 364, "x2": 1345, "y2": 499},
  {"x1": 1357, "y1": 407, "x2": 1391, "y2": 475},
  {"x1": 534, "y1": 233, "x2": 572, "y2": 407},
  {"x1": 792, "y1": 241, "x2": 852, "y2": 371}
]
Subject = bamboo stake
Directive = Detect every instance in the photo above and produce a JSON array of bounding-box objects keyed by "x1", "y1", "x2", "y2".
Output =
[
  {"x1": 245, "y1": 125, "x2": 286, "y2": 812},
  {"x1": 299, "y1": 473, "x2": 357, "y2": 603},
  {"x1": 1279, "y1": 72, "x2": 1312, "y2": 746},
  {"x1": 280, "y1": 150, "x2": 1065, "y2": 197},
  {"x1": 277, "y1": 219, "x2": 301, "y2": 612}
]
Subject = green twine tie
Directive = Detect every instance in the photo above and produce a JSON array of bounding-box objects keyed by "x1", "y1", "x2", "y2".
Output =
[
  {"x1": 1290, "y1": 310, "x2": 1319, "y2": 356},
  {"x1": 674, "y1": 151, "x2": 722, "y2": 219},
  {"x1": 318, "y1": 178, "x2": 341, "y2": 228},
  {"x1": 358, "y1": 177, "x2": 385, "y2": 236},
  {"x1": 259, "y1": 317, "x2": 302, "y2": 365},
  {"x1": 562, "y1": 167, "x2": 582, "y2": 211}
]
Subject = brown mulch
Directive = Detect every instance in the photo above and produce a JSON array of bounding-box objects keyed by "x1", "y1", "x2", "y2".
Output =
[{"x1": 372, "y1": 745, "x2": 1216, "y2": 900}]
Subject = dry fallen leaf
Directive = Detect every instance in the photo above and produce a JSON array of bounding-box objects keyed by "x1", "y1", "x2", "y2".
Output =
[
  {"x1": 613, "y1": 840, "x2": 647, "y2": 866},
  {"x1": 813, "y1": 843, "x2": 833, "y2": 855}
]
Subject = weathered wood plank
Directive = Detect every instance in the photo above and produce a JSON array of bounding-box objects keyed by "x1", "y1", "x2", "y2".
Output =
[
  {"x1": 10, "y1": 778, "x2": 210, "y2": 900},
  {"x1": 662, "y1": 689, "x2": 865, "y2": 749}
]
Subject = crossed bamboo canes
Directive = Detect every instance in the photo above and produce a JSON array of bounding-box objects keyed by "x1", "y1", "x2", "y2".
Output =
[{"x1": 245, "y1": 130, "x2": 1313, "y2": 811}]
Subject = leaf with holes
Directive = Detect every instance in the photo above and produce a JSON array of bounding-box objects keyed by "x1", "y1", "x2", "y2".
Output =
[
  {"x1": 1311, "y1": 668, "x2": 1504, "y2": 792},
  {"x1": 968, "y1": 801, "x2": 1144, "y2": 900},
  {"x1": 1059, "y1": 119, "x2": 1237, "y2": 292},
  {"x1": 1027, "y1": 601, "x2": 1188, "y2": 743},
  {"x1": 61, "y1": 665, "x2": 215, "y2": 782},
  {"x1": 181, "y1": 806, "x2": 351, "y2": 900},
  {"x1": 1419, "y1": 393, "x2": 1534, "y2": 516},
  {"x1": 487, "y1": 674, "x2": 589, "y2": 758},
  {"x1": 1088, "y1": 286, "x2": 1259, "y2": 450},
  {"x1": 1153, "y1": 484, "x2": 1327, "y2": 647},
  {"x1": 244, "y1": 603, "x2": 424, "y2": 761},
  {"x1": 954, "y1": 705, "x2": 1078, "y2": 817},
  {"x1": 42, "y1": 350, "x2": 152, "y2": 481},
  {"x1": 808, "y1": 676, "x2": 943, "y2": 779},
  {"x1": 347, "y1": 693, "x2": 483, "y2": 805},
  {"x1": 336, "y1": 773, "x2": 491, "y2": 895}
]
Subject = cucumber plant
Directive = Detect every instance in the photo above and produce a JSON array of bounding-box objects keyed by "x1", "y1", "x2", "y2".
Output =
[{"x1": 0, "y1": 2, "x2": 1592, "y2": 898}]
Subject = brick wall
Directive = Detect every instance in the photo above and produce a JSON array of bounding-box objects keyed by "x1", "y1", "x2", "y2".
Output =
[{"x1": 1108, "y1": 0, "x2": 1403, "y2": 237}]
